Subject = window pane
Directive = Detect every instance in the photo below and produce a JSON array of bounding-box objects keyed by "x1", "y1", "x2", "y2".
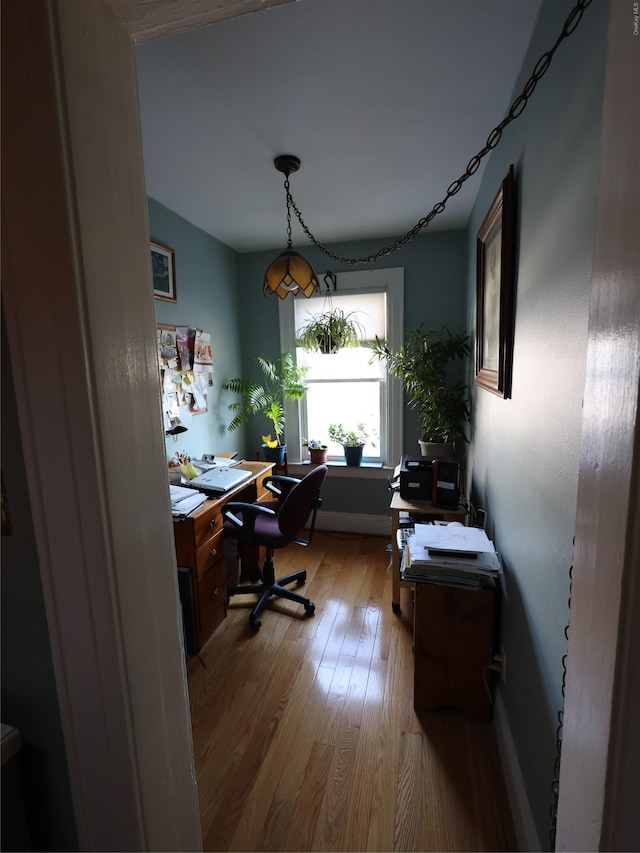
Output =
[
  {"x1": 298, "y1": 345, "x2": 384, "y2": 380},
  {"x1": 295, "y1": 292, "x2": 386, "y2": 341},
  {"x1": 306, "y1": 381, "x2": 380, "y2": 457}
]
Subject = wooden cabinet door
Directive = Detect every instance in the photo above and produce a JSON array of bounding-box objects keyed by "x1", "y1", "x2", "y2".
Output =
[
  {"x1": 413, "y1": 583, "x2": 495, "y2": 721},
  {"x1": 196, "y1": 560, "x2": 227, "y2": 648}
]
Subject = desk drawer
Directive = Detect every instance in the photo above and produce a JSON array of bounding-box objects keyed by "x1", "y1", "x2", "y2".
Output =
[
  {"x1": 195, "y1": 528, "x2": 224, "y2": 579},
  {"x1": 196, "y1": 560, "x2": 227, "y2": 646},
  {"x1": 192, "y1": 503, "x2": 224, "y2": 551}
]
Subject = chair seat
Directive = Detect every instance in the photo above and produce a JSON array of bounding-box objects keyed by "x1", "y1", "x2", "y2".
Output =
[
  {"x1": 223, "y1": 512, "x2": 290, "y2": 549},
  {"x1": 221, "y1": 464, "x2": 328, "y2": 631}
]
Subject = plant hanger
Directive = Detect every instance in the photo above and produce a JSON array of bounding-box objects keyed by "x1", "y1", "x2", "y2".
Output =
[{"x1": 320, "y1": 269, "x2": 336, "y2": 315}]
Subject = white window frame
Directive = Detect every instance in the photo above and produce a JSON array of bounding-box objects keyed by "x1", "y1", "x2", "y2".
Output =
[{"x1": 279, "y1": 267, "x2": 404, "y2": 469}]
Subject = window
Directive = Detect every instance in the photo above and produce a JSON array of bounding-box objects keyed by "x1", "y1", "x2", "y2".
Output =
[{"x1": 279, "y1": 267, "x2": 404, "y2": 466}]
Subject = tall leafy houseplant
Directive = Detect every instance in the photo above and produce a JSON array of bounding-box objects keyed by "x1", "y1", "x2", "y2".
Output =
[
  {"x1": 370, "y1": 326, "x2": 471, "y2": 452},
  {"x1": 224, "y1": 354, "x2": 309, "y2": 458}
]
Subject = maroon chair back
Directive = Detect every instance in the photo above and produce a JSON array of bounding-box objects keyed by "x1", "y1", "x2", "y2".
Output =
[{"x1": 277, "y1": 465, "x2": 328, "y2": 539}]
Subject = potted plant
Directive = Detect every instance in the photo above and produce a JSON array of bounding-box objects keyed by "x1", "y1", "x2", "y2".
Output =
[
  {"x1": 303, "y1": 438, "x2": 329, "y2": 464},
  {"x1": 370, "y1": 326, "x2": 471, "y2": 458},
  {"x1": 224, "y1": 353, "x2": 309, "y2": 465},
  {"x1": 328, "y1": 422, "x2": 375, "y2": 467},
  {"x1": 296, "y1": 307, "x2": 365, "y2": 354}
]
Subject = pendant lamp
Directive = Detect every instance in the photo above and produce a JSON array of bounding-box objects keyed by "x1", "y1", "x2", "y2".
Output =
[{"x1": 263, "y1": 155, "x2": 319, "y2": 299}]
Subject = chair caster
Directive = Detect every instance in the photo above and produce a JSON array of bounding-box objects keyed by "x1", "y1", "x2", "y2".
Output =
[
  {"x1": 305, "y1": 601, "x2": 315, "y2": 616},
  {"x1": 249, "y1": 614, "x2": 261, "y2": 632}
]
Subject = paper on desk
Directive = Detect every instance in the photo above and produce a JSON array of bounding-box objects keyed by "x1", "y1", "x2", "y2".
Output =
[
  {"x1": 406, "y1": 538, "x2": 501, "y2": 573},
  {"x1": 171, "y1": 492, "x2": 207, "y2": 517},
  {"x1": 412, "y1": 523, "x2": 496, "y2": 553},
  {"x1": 170, "y1": 484, "x2": 199, "y2": 502},
  {"x1": 169, "y1": 484, "x2": 207, "y2": 517},
  {"x1": 191, "y1": 458, "x2": 235, "y2": 471}
]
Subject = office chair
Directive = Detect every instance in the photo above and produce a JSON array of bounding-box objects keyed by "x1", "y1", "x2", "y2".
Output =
[{"x1": 222, "y1": 464, "x2": 327, "y2": 631}]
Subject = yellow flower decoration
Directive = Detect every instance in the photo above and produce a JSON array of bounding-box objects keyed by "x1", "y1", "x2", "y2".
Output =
[{"x1": 262, "y1": 434, "x2": 278, "y2": 448}]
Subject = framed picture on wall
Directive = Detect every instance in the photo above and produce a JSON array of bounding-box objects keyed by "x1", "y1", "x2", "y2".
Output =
[
  {"x1": 151, "y1": 240, "x2": 177, "y2": 302},
  {"x1": 475, "y1": 164, "x2": 516, "y2": 398}
]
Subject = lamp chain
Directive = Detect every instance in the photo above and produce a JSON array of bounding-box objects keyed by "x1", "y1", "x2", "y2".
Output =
[
  {"x1": 286, "y1": 0, "x2": 592, "y2": 266},
  {"x1": 284, "y1": 174, "x2": 293, "y2": 249}
]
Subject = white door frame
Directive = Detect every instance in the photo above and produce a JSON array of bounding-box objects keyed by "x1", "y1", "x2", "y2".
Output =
[
  {"x1": 555, "y1": 3, "x2": 640, "y2": 850},
  {"x1": 3, "y1": 0, "x2": 637, "y2": 850},
  {"x1": 2, "y1": 0, "x2": 290, "y2": 849}
]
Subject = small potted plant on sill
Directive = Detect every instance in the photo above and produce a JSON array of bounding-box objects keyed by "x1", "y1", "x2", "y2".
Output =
[
  {"x1": 224, "y1": 353, "x2": 309, "y2": 466},
  {"x1": 302, "y1": 438, "x2": 329, "y2": 464},
  {"x1": 328, "y1": 422, "x2": 375, "y2": 467}
]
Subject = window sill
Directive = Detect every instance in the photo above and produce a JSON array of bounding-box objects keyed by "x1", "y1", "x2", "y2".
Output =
[{"x1": 288, "y1": 461, "x2": 394, "y2": 480}]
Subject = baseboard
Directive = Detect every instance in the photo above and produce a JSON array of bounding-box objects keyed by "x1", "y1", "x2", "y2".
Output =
[
  {"x1": 314, "y1": 510, "x2": 391, "y2": 537},
  {"x1": 493, "y1": 689, "x2": 543, "y2": 852}
]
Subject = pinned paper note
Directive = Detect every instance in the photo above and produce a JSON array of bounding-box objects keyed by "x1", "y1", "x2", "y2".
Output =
[{"x1": 158, "y1": 324, "x2": 212, "y2": 417}]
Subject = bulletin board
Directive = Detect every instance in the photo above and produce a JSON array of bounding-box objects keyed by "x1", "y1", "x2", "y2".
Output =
[{"x1": 157, "y1": 324, "x2": 213, "y2": 431}]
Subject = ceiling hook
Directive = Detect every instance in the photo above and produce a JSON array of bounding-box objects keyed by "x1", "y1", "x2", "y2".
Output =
[{"x1": 324, "y1": 271, "x2": 337, "y2": 292}]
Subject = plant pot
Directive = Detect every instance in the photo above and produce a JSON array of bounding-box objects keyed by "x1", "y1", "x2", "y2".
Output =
[
  {"x1": 418, "y1": 440, "x2": 454, "y2": 460},
  {"x1": 309, "y1": 446, "x2": 328, "y2": 464},
  {"x1": 316, "y1": 335, "x2": 336, "y2": 355},
  {"x1": 343, "y1": 445, "x2": 363, "y2": 467},
  {"x1": 262, "y1": 443, "x2": 286, "y2": 466}
]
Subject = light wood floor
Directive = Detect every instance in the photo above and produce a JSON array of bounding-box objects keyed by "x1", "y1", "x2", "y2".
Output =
[{"x1": 187, "y1": 532, "x2": 517, "y2": 852}]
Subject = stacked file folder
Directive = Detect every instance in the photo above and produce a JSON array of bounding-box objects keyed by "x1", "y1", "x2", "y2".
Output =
[
  {"x1": 401, "y1": 522, "x2": 501, "y2": 589},
  {"x1": 170, "y1": 484, "x2": 207, "y2": 517}
]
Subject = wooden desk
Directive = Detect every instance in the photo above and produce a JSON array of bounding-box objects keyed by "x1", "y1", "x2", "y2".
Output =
[
  {"x1": 389, "y1": 491, "x2": 467, "y2": 613},
  {"x1": 173, "y1": 460, "x2": 273, "y2": 651}
]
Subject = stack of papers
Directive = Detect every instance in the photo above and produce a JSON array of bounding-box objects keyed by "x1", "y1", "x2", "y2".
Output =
[
  {"x1": 401, "y1": 522, "x2": 501, "y2": 588},
  {"x1": 191, "y1": 458, "x2": 236, "y2": 471},
  {"x1": 170, "y1": 484, "x2": 207, "y2": 517}
]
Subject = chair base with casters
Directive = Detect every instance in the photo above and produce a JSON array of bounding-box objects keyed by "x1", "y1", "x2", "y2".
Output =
[
  {"x1": 227, "y1": 552, "x2": 315, "y2": 632},
  {"x1": 223, "y1": 465, "x2": 327, "y2": 631}
]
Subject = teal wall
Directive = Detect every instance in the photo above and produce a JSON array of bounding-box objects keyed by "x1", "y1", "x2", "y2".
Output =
[
  {"x1": 149, "y1": 198, "x2": 247, "y2": 459},
  {"x1": 238, "y1": 231, "x2": 468, "y2": 517},
  {"x1": 464, "y1": 0, "x2": 608, "y2": 847},
  {"x1": 1, "y1": 313, "x2": 79, "y2": 851}
]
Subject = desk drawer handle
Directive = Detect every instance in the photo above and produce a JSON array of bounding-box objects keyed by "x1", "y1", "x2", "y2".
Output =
[
  {"x1": 209, "y1": 518, "x2": 219, "y2": 530},
  {"x1": 213, "y1": 587, "x2": 220, "y2": 596},
  {"x1": 210, "y1": 548, "x2": 217, "y2": 558}
]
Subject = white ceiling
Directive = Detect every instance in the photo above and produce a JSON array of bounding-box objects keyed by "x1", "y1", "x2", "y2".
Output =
[{"x1": 136, "y1": 0, "x2": 542, "y2": 254}]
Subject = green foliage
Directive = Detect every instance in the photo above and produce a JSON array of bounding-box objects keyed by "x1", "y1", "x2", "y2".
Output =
[
  {"x1": 370, "y1": 326, "x2": 471, "y2": 444},
  {"x1": 328, "y1": 422, "x2": 375, "y2": 447},
  {"x1": 224, "y1": 353, "x2": 309, "y2": 445},
  {"x1": 296, "y1": 308, "x2": 364, "y2": 354}
]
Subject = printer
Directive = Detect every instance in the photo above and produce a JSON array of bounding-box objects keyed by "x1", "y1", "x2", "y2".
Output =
[
  {"x1": 399, "y1": 456, "x2": 433, "y2": 501},
  {"x1": 399, "y1": 455, "x2": 459, "y2": 508}
]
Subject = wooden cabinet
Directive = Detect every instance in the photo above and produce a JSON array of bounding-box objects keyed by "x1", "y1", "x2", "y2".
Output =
[
  {"x1": 172, "y1": 461, "x2": 273, "y2": 652},
  {"x1": 413, "y1": 581, "x2": 495, "y2": 721}
]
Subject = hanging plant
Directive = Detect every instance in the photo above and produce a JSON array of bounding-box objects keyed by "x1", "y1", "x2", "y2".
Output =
[
  {"x1": 296, "y1": 307, "x2": 365, "y2": 354},
  {"x1": 296, "y1": 270, "x2": 365, "y2": 355}
]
